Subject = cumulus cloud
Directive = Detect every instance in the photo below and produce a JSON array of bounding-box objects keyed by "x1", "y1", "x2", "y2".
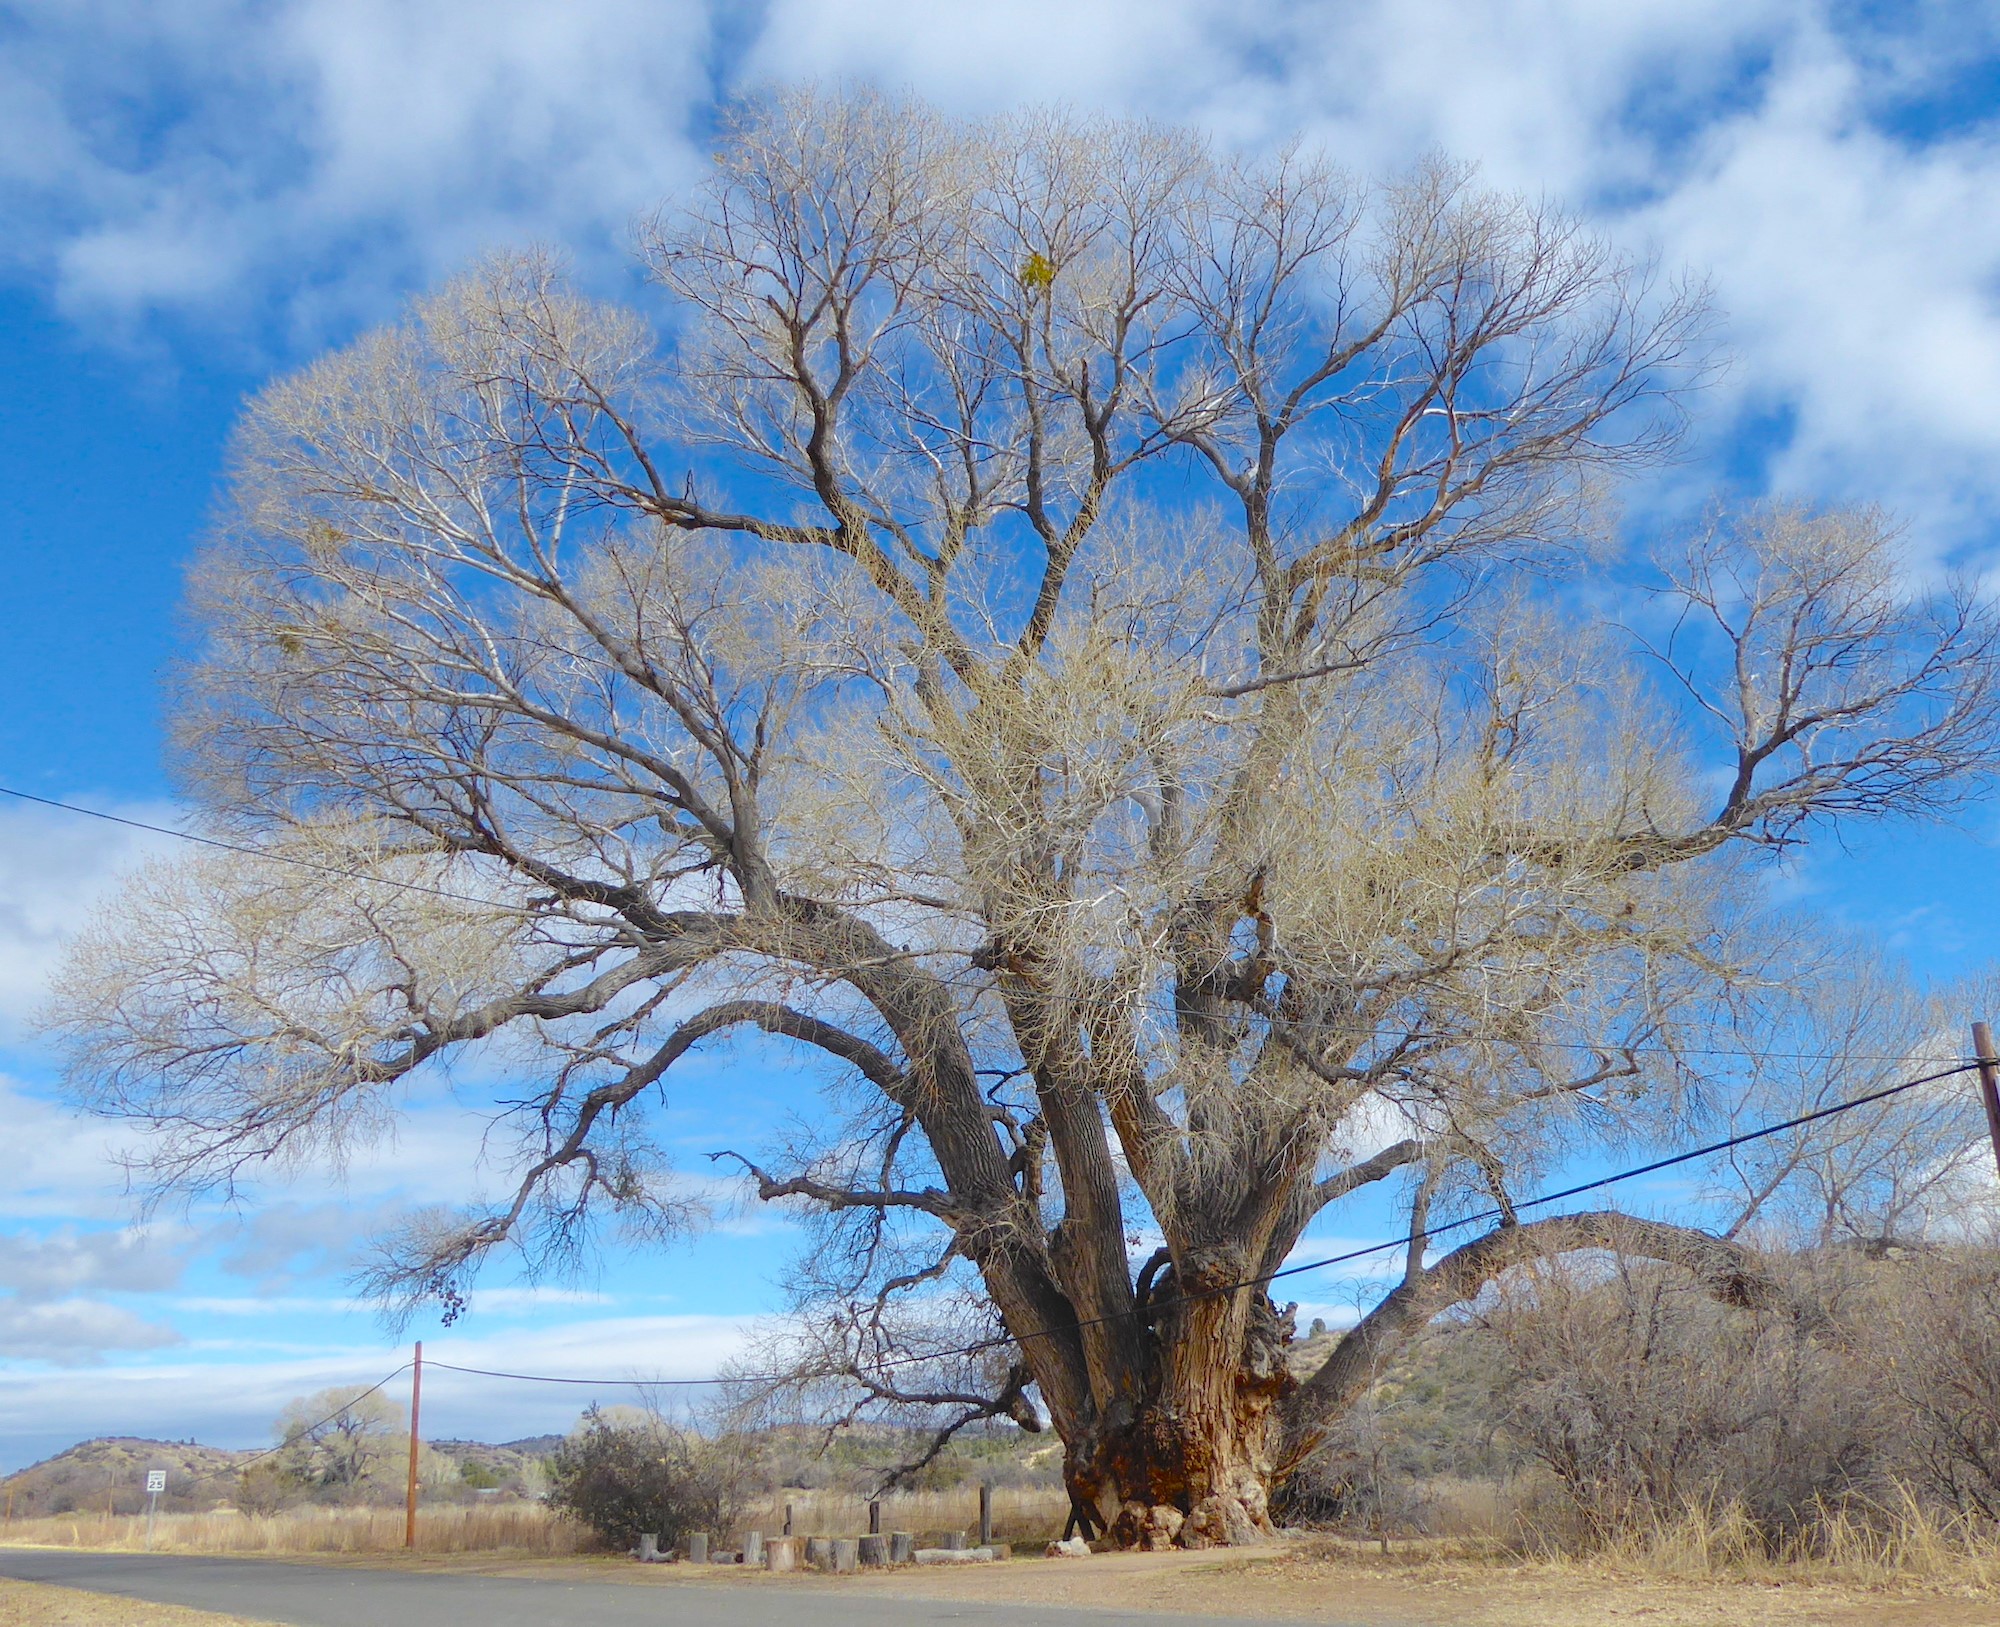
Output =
[
  {"x1": 0, "y1": 0, "x2": 714, "y2": 338},
  {"x1": 0, "y1": 797, "x2": 181, "y2": 1044},
  {"x1": 6, "y1": 1, "x2": 1997, "y2": 552},
  {"x1": 0, "y1": 1227, "x2": 186, "y2": 1301},
  {"x1": 0, "y1": 1296, "x2": 184, "y2": 1366}
]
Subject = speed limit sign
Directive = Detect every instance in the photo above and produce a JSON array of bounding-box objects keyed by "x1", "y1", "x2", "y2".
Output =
[{"x1": 145, "y1": 1471, "x2": 166, "y2": 1494}]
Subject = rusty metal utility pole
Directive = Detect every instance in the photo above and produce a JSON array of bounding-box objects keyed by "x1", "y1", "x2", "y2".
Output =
[
  {"x1": 1972, "y1": 1023, "x2": 2000, "y2": 1180},
  {"x1": 404, "y1": 1342, "x2": 423, "y2": 1550}
]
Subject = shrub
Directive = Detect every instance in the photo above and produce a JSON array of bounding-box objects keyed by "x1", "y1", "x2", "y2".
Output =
[
  {"x1": 1478, "y1": 1253, "x2": 1882, "y2": 1541},
  {"x1": 236, "y1": 1460, "x2": 300, "y2": 1517},
  {"x1": 543, "y1": 1408, "x2": 738, "y2": 1550},
  {"x1": 1869, "y1": 1247, "x2": 2000, "y2": 1520}
]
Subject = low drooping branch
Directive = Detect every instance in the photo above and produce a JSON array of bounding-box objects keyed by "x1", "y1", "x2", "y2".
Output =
[{"x1": 1278, "y1": 1210, "x2": 1779, "y2": 1470}]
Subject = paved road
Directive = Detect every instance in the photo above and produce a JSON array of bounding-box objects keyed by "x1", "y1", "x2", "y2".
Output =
[{"x1": 0, "y1": 1550, "x2": 1368, "y2": 1627}]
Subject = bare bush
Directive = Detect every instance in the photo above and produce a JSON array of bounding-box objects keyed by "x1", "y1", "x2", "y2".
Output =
[
  {"x1": 1869, "y1": 1244, "x2": 2000, "y2": 1520},
  {"x1": 1479, "y1": 1253, "x2": 1883, "y2": 1540}
]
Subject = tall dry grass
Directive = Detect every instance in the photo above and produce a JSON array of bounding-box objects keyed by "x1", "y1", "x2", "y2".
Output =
[
  {"x1": 0, "y1": 1485, "x2": 1073, "y2": 1558},
  {"x1": 1556, "y1": 1489, "x2": 2000, "y2": 1589},
  {"x1": 0, "y1": 1501, "x2": 586, "y2": 1556},
  {"x1": 1316, "y1": 1478, "x2": 2000, "y2": 1592},
  {"x1": 732, "y1": 1484, "x2": 1070, "y2": 1546}
]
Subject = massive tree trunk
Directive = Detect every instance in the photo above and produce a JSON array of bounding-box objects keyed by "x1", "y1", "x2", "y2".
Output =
[
  {"x1": 1074, "y1": 1287, "x2": 1297, "y2": 1548},
  {"x1": 979, "y1": 1209, "x2": 1773, "y2": 1547}
]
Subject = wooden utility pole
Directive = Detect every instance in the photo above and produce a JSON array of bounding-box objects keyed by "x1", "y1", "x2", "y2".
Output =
[
  {"x1": 1972, "y1": 1022, "x2": 2000, "y2": 1179},
  {"x1": 404, "y1": 1342, "x2": 423, "y2": 1550}
]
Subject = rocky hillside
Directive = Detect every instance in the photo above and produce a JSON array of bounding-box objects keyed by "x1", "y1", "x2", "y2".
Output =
[
  {"x1": 1, "y1": 1437, "x2": 249, "y2": 1517},
  {"x1": 3, "y1": 1432, "x2": 571, "y2": 1516}
]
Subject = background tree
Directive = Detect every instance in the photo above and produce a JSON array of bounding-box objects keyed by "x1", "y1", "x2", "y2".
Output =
[
  {"x1": 274, "y1": 1387, "x2": 405, "y2": 1497},
  {"x1": 47, "y1": 87, "x2": 2000, "y2": 1546}
]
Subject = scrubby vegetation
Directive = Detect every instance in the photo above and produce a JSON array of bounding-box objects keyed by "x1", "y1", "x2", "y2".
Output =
[
  {"x1": 8, "y1": 1242, "x2": 1997, "y2": 1590},
  {"x1": 541, "y1": 1407, "x2": 740, "y2": 1550},
  {"x1": 1281, "y1": 1237, "x2": 2000, "y2": 1572}
]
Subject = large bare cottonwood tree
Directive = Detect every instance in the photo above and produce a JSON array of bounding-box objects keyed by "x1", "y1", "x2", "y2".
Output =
[{"x1": 49, "y1": 89, "x2": 2000, "y2": 1546}]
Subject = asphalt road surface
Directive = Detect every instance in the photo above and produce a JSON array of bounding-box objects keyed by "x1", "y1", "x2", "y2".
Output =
[{"x1": 0, "y1": 1550, "x2": 1365, "y2": 1627}]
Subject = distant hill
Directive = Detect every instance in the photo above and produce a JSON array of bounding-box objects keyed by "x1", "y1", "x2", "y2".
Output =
[
  {"x1": 1, "y1": 1437, "x2": 250, "y2": 1517},
  {"x1": 3, "y1": 1417, "x2": 1068, "y2": 1518},
  {"x1": 3, "y1": 1432, "x2": 569, "y2": 1517}
]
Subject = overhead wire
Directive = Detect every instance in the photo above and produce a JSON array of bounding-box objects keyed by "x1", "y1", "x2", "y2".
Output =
[
  {"x1": 3, "y1": 788, "x2": 1984, "y2": 1415},
  {"x1": 417, "y1": 1056, "x2": 1981, "y2": 1390},
  {"x1": 3, "y1": 1064, "x2": 1975, "y2": 1505},
  {"x1": 0, "y1": 786, "x2": 500, "y2": 911},
  {"x1": 0, "y1": 784, "x2": 1963, "y2": 1068}
]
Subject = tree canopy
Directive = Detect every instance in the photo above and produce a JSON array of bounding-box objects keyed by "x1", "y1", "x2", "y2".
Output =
[{"x1": 48, "y1": 87, "x2": 2000, "y2": 1545}]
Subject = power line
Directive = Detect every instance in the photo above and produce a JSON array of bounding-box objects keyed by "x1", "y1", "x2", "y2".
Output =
[
  {"x1": 8, "y1": 1057, "x2": 1969, "y2": 1501},
  {"x1": 0, "y1": 784, "x2": 1964, "y2": 1070},
  {"x1": 0, "y1": 787, "x2": 501, "y2": 912},
  {"x1": 418, "y1": 1057, "x2": 1980, "y2": 1391}
]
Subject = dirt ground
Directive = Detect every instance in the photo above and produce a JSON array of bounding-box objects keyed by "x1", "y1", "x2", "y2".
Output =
[
  {"x1": 6, "y1": 1544, "x2": 2000, "y2": 1627},
  {"x1": 820, "y1": 1544, "x2": 2000, "y2": 1627},
  {"x1": 262, "y1": 1538, "x2": 2000, "y2": 1627},
  {"x1": 0, "y1": 1579, "x2": 271, "y2": 1626}
]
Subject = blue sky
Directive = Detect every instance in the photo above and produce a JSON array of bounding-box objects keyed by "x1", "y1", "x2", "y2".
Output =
[{"x1": 6, "y1": 0, "x2": 2000, "y2": 1473}]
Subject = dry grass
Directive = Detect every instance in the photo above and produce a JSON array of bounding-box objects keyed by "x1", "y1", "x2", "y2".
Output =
[
  {"x1": 0, "y1": 1485, "x2": 1073, "y2": 1560},
  {"x1": 731, "y1": 1484, "x2": 1069, "y2": 1546},
  {"x1": 1274, "y1": 1482, "x2": 2000, "y2": 1605},
  {"x1": 1543, "y1": 1490, "x2": 2000, "y2": 1590},
  {"x1": 0, "y1": 1578, "x2": 278, "y2": 1626},
  {"x1": 0, "y1": 1502, "x2": 585, "y2": 1557}
]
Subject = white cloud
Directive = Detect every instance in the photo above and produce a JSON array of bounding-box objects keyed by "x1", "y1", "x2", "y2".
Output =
[
  {"x1": 0, "y1": 1226, "x2": 187, "y2": 1300},
  {"x1": 0, "y1": 1075, "x2": 148, "y2": 1223},
  {"x1": 170, "y1": 1285, "x2": 610, "y2": 1317},
  {"x1": 1638, "y1": 36, "x2": 2000, "y2": 538},
  {"x1": 0, "y1": 1312, "x2": 760, "y2": 1469},
  {"x1": 6, "y1": 2, "x2": 2000, "y2": 553},
  {"x1": 2, "y1": 0, "x2": 715, "y2": 339},
  {"x1": 0, "y1": 1296, "x2": 184, "y2": 1366},
  {"x1": 0, "y1": 797, "x2": 182, "y2": 1045}
]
